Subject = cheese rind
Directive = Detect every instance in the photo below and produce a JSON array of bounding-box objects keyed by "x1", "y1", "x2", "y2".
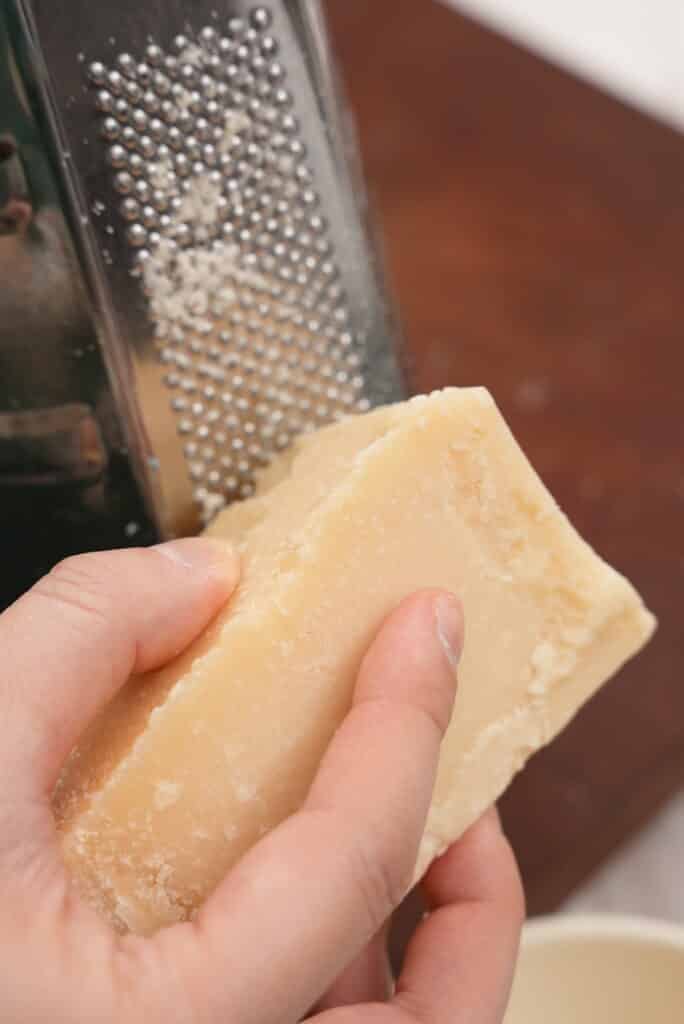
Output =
[{"x1": 55, "y1": 388, "x2": 655, "y2": 933}]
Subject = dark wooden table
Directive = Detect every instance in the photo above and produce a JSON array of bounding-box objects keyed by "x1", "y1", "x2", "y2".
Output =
[{"x1": 326, "y1": 0, "x2": 684, "y2": 917}]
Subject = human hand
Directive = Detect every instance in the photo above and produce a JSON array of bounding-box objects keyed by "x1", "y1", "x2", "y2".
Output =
[{"x1": 0, "y1": 540, "x2": 524, "y2": 1023}]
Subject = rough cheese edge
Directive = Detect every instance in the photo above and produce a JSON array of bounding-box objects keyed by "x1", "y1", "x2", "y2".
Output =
[{"x1": 56, "y1": 387, "x2": 656, "y2": 929}]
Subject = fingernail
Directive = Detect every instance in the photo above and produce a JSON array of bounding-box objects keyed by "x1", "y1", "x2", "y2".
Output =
[
  {"x1": 435, "y1": 594, "x2": 464, "y2": 672},
  {"x1": 154, "y1": 538, "x2": 239, "y2": 580}
]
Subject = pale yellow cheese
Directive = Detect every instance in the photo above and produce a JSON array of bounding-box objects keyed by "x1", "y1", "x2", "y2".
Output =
[{"x1": 55, "y1": 388, "x2": 655, "y2": 934}]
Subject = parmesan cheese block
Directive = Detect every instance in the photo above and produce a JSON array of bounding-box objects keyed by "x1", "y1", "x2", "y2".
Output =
[{"x1": 55, "y1": 388, "x2": 655, "y2": 934}]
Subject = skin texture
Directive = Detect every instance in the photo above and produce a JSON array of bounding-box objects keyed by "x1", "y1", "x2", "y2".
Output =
[{"x1": 0, "y1": 539, "x2": 524, "y2": 1023}]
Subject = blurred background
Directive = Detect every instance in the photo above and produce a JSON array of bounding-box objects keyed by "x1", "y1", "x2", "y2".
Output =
[
  {"x1": 324, "y1": 0, "x2": 684, "y2": 928},
  {"x1": 451, "y1": 0, "x2": 684, "y2": 131}
]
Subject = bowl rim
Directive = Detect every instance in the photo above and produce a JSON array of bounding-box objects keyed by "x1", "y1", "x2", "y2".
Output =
[{"x1": 522, "y1": 913, "x2": 684, "y2": 952}]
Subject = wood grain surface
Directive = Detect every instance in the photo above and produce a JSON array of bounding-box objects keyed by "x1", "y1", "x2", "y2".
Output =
[{"x1": 325, "y1": 0, "x2": 684, "y2": 919}]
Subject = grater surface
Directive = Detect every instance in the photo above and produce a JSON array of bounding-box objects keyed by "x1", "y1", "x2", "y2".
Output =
[{"x1": 20, "y1": 0, "x2": 405, "y2": 532}]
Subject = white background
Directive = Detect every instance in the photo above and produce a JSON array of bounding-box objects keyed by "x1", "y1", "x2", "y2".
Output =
[
  {"x1": 445, "y1": 0, "x2": 684, "y2": 132},
  {"x1": 443, "y1": 0, "x2": 684, "y2": 922}
]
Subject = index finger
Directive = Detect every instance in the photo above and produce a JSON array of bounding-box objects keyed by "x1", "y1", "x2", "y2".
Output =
[
  {"x1": 158, "y1": 590, "x2": 463, "y2": 1024},
  {"x1": 0, "y1": 540, "x2": 238, "y2": 797}
]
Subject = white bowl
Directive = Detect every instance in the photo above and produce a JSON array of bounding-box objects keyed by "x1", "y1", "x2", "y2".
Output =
[{"x1": 504, "y1": 914, "x2": 684, "y2": 1024}]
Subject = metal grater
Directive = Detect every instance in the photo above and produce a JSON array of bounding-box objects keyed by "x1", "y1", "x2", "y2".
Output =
[{"x1": 0, "y1": 0, "x2": 405, "y2": 609}]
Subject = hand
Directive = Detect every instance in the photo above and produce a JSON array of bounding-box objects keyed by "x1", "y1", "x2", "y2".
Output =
[{"x1": 0, "y1": 541, "x2": 524, "y2": 1023}]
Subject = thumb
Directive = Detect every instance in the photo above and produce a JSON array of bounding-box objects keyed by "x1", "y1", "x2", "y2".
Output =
[{"x1": 0, "y1": 540, "x2": 239, "y2": 799}]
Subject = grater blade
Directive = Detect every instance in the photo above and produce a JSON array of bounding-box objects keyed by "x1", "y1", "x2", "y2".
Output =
[{"x1": 18, "y1": 0, "x2": 406, "y2": 533}]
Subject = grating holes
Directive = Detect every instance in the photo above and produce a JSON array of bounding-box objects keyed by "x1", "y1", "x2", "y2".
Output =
[{"x1": 86, "y1": 11, "x2": 368, "y2": 521}]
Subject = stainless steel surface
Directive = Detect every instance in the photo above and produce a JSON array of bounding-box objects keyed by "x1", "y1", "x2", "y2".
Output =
[
  {"x1": 0, "y1": 0, "x2": 406, "y2": 609},
  {"x1": 0, "y1": 2, "x2": 158, "y2": 611},
  {"x1": 0, "y1": 404, "x2": 107, "y2": 487}
]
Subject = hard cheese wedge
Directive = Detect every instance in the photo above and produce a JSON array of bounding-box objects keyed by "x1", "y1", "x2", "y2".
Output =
[{"x1": 55, "y1": 388, "x2": 656, "y2": 934}]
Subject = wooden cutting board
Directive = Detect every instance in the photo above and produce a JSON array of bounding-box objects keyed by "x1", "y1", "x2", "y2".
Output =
[{"x1": 325, "y1": 0, "x2": 684, "y2": 917}]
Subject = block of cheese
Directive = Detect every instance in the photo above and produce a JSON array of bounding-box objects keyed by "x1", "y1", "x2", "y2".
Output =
[{"x1": 55, "y1": 388, "x2": 655, "y2": 934}]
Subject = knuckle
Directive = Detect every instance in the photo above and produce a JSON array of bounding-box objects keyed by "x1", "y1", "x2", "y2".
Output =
[
  {"x1": 36, "y1": 554, "x2": 119, "y2": 632},
  {"x1": 348, "y1": 830, "x2": 409, "y2": 935},
  {"x1": 114, "y1": 932, "x2": 206, "y2": 1024},
  {"x1": 394, "y1": 991, "x2": 434, "y2": 1023},
  {"x1": 415, "y1": 684, "x2": 455, "y2": 739}
]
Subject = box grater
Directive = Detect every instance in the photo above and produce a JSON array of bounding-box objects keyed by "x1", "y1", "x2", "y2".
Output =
[{"x1": 0, "y1": 0, "x2": 406, "y2": 609}]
